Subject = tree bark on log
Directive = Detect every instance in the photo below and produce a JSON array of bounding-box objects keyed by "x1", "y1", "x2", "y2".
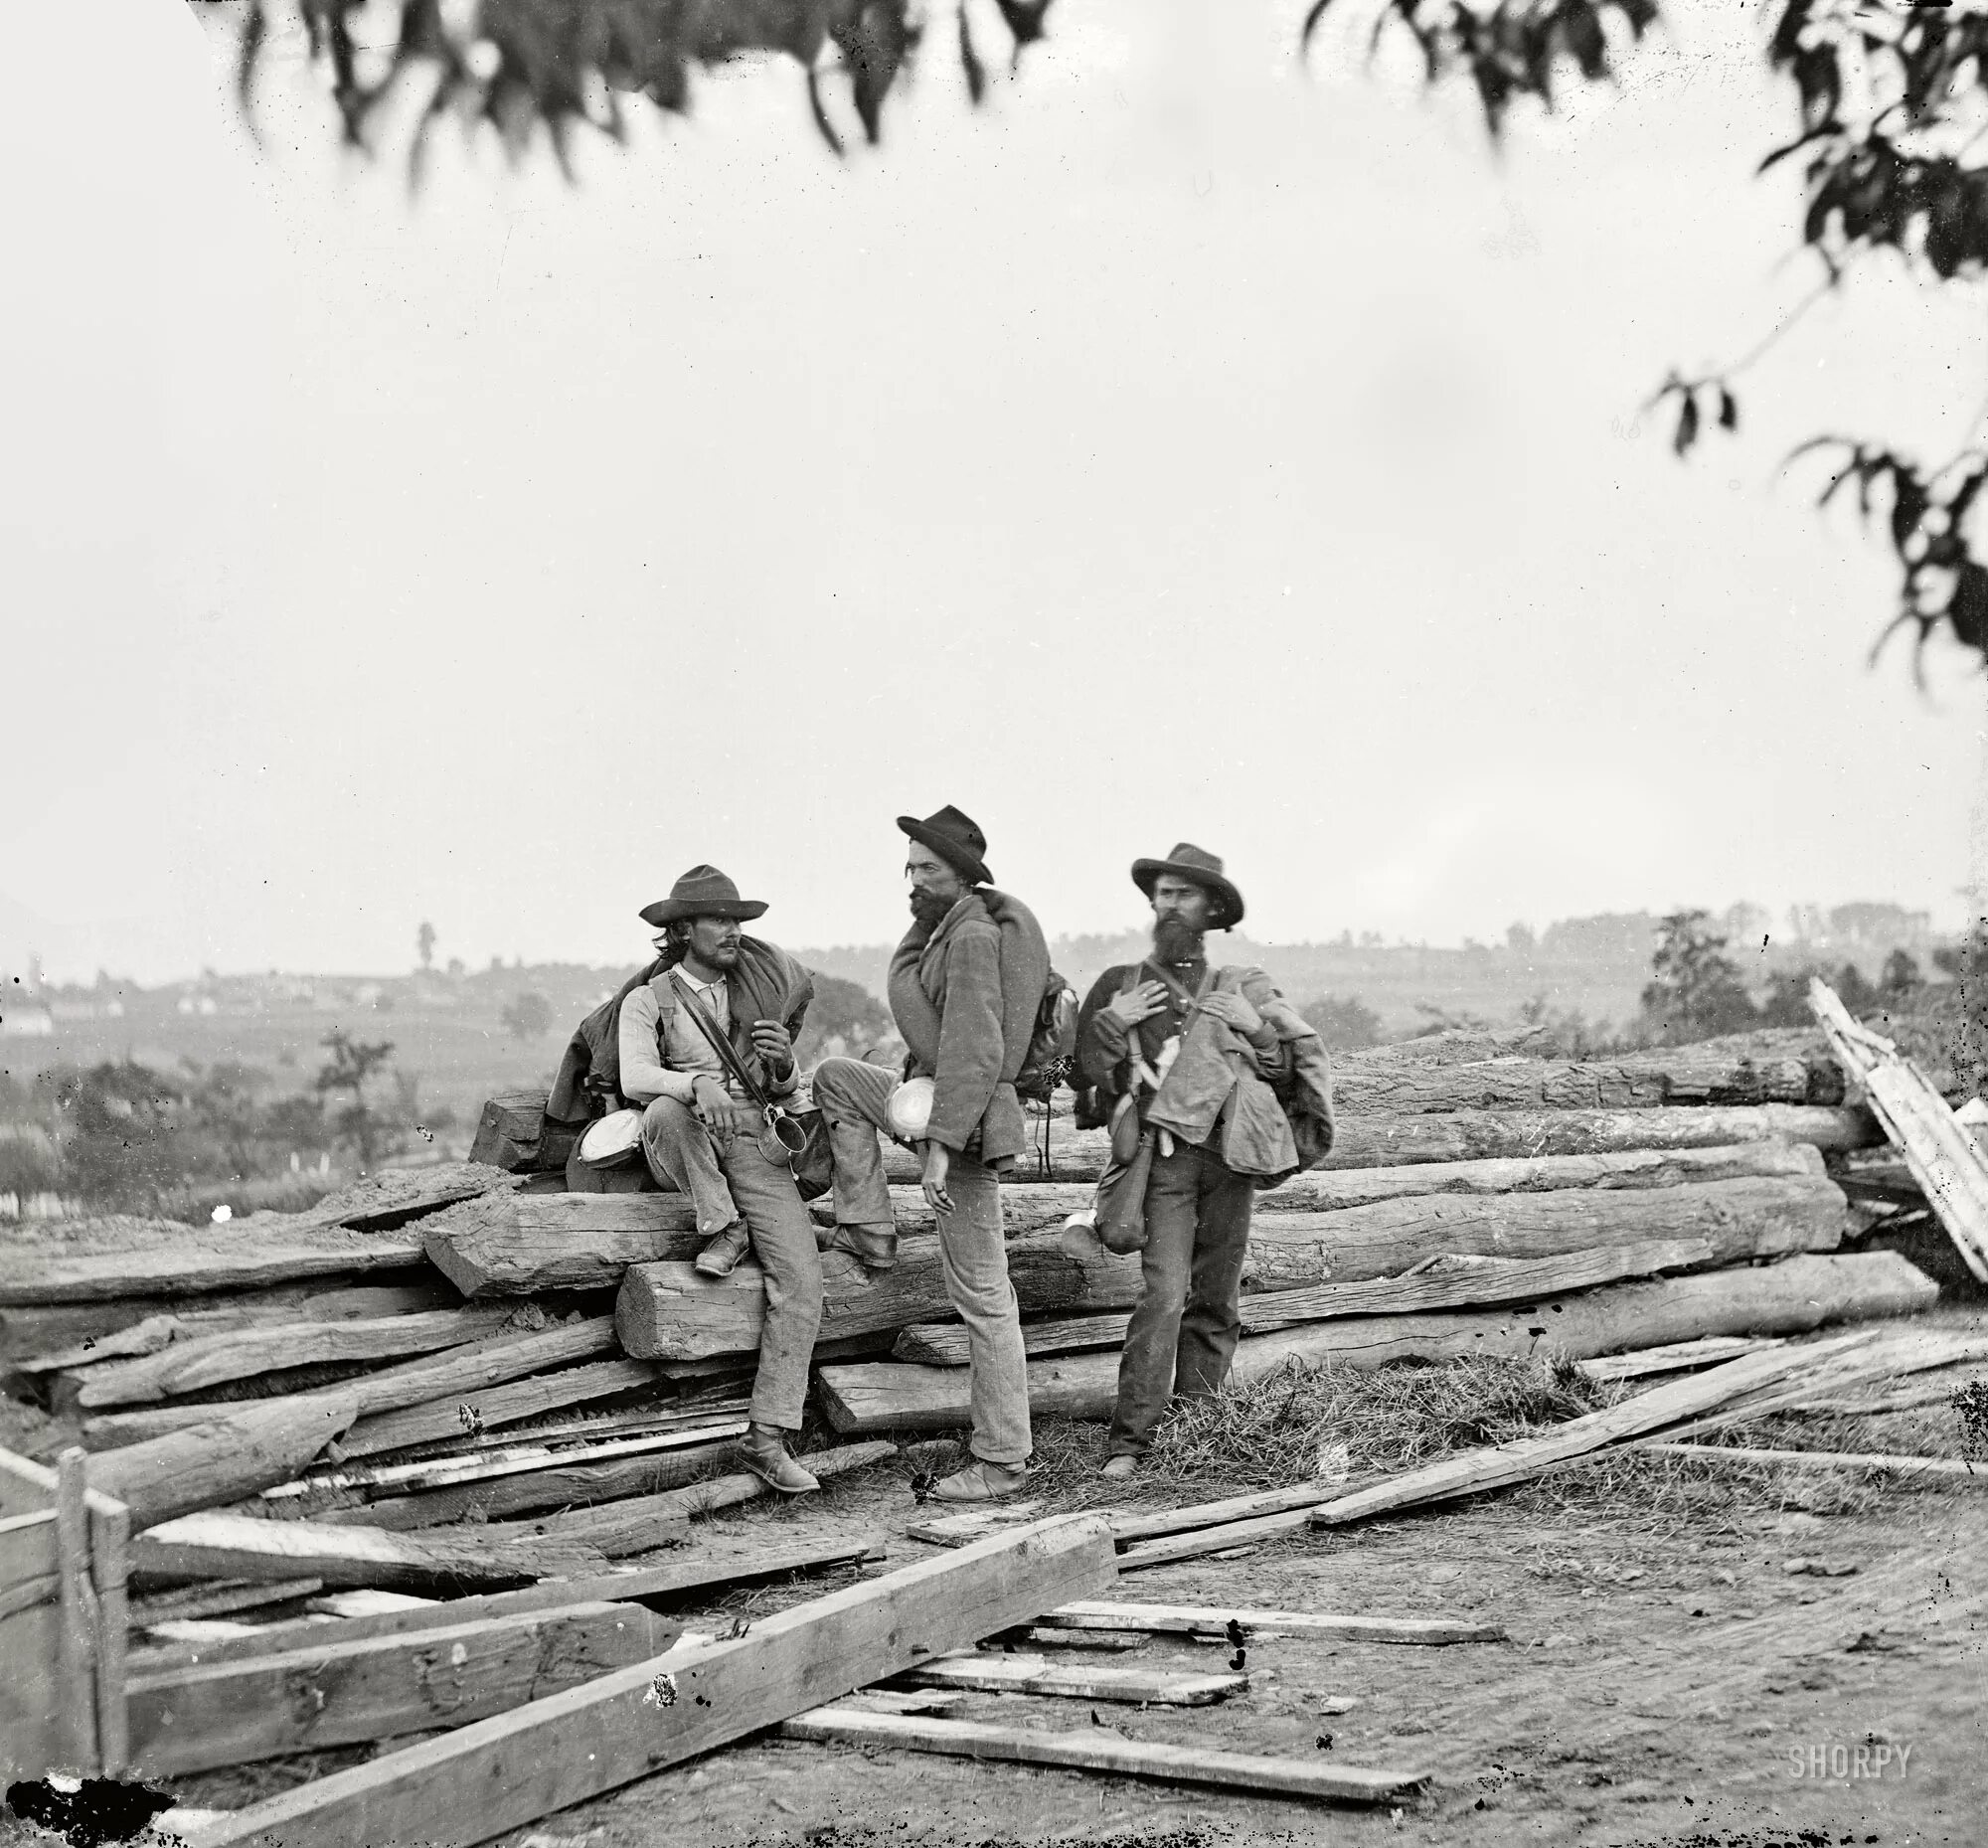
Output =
[
  {"x1": 617, "y1": 1174, "x2": 1844, "y2": 1362},
  {"x1": 0, "y1": 1231, "x2": 427, "y2": 1308},
  {"x1": 814, "y1": 1251, "x2": 1936, "y2": 1432},
  {"x1": 421, "y1": 1194, "x2": 706, "y2": 1297}
]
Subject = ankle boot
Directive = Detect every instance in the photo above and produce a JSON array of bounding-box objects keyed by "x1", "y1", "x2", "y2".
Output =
[
  {"x1": 694, "y1": 1221, "x2": 751, "y2": 1278},
  {"x1": 738, "y1": 1426, "x2": 819, "y2": 1495}
]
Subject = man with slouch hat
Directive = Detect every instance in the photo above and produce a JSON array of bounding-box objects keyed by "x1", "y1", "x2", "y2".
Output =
[
  {"x1": 811, "y1": 807, "x2": 1047, "y2": 1502},
  {"x1": 616, "y1": 865, "x2": 825, "y2": 1496},
  {"x1": 1075, "y1": 844, "x2": 1335, "y2": 1480}
]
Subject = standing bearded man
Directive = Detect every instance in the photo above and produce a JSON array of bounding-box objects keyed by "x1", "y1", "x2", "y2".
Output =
[
  {"x1": 812, "y1": 807, "x2": 1046, "y2": 1502},
  {"x1": 1075, "y1": 844, "x2": 1335, "y2": 1480},
  {"x1": 616, "y1": 866, "x2": 824, "y2": 1496}
]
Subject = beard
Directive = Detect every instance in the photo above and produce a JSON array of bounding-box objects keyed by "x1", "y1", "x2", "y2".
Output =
[
  {"x1": 1152, "y1": 916, "x2": 1204, "y2": 965},
  {"x1": 909, "y1": 888, "x2": 954, "y2": 933}
]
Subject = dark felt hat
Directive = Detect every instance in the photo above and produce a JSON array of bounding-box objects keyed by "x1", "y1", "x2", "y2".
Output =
[
  {"x1": 638, "y1": 865, "x2": 769, "y2": 927},
  {"x1": 897, "y1": 805, "x2": 993, "y2": 887},
  {"x1": 1131, "y1": 842, "x2": 1245, "y2": 929}
]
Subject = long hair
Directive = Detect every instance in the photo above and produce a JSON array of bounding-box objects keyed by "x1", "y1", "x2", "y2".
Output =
[{"x1": 652, "y1": 922, "x2": 692, "y2": 970}]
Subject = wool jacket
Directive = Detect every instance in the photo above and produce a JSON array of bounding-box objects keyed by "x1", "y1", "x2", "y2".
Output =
[
  {"x1": 1077, "y1": 960, "x2": 1335, "y2": 1187},
  {"x1": 888, "y1": 887, "x2": 1050, "y2": 1165}
]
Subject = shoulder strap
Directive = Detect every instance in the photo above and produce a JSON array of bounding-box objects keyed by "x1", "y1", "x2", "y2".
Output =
[{"x1": 670, "y1": 972, "x2": 769, "y2": 1109}]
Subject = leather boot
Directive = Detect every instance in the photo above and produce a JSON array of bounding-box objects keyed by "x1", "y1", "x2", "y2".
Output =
[
  {"x1": 694, "y1": 1221, "x2": 751, "y2": 1278},
  {"x1": 930, "y1": 1458, "x2": 1029, "y2": 1502},
  {"x1": 738, "y1": 1426, "x2": 819, "y2": 1496}
]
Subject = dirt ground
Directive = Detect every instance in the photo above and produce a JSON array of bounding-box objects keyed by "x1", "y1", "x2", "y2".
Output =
[{"x1": 470, "y1": 1426, "x2": 1986, "y2": 1848}]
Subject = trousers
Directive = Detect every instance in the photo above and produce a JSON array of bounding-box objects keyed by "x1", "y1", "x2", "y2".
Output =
[
  {"x1": 1107, "y1": 1137, "x2": 1256, "y2": 1457},
  {"x1": 811, "y1": 1057, "x2": 1032, "y2": 1465},
  {"x1": 640, "y1": 1095, "x2": 823, "y2": 1432}
]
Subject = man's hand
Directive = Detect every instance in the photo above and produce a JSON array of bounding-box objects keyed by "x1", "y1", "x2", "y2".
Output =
[
  {"x1": 919, "y1": 1140, "x2": 955, "y2": 1217},
  {"x1": 750, "y1": 1019, "x2": 795, "y2": 1078},
  {"x1": 692, "y1": 1075, "x2": 757, "y2": 1137},
  {"x1": 1104, "y1": 981, "x2": 1169, "y2": 1030},
  {"x1": 1199, "y1": 990, "x2": 1263, "y2": 1037}
]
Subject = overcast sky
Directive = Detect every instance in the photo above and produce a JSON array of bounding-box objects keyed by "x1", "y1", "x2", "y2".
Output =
[{"x1": 3, "y1": 0, "x2": 1983, "y2": 985}]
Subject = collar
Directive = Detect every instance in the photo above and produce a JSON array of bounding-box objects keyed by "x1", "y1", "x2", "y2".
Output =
[{"x1": 674, "y1": 964, "x2": 727, "y2": 994}]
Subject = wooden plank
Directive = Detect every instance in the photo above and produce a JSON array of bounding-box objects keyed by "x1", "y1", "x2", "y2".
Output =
[
  {"x1": 268, "y1": 1419, "x2": 749, "y2": 1501},
  {"x1": 826, "y1": 1687, "x2": 972, "y2": 1717},
  {"x1": 126, "y1": 1536, "x2": 885, "y2": 1675},
  {"x1": 171, "y1": 1514, "x2": 1119, "y2": 1848},
  {"x1": 337, "y1": 1357, "x2": 667, "y2": 1460},
  {"x1": 129, "y1": 1579, "x2": 326, "y2": 1626},
  {"x1": 899, "y1": 1649, "x2": 1245, "y2": 1705},
  {"x1": 128, "y1": 1601, "x2": 679, "y2": 1775},
  {"x1": 59, "y1": 1305, "x2": 522, "y2": 1411},
  {"x1": 1634, "y1": 1442, "x2": 1988, "y2": 1480},
  {"x1": 56, "y1": 1449, "x2": 98, "y2": 1774},
  {"x1": 0, "y1": 1600, "x2": 64, "y2": 1781},
  {"x1": 320, "y1": 1437, "x2": 745, "y2": 1532},
  {"x1": 343, "y1": 1318, "x2": 622, "y2": 1420},
  {"x1": 88, "y1": 1392, "x2": 363, "y2": 1529},
  {"x1": 8, "y1": 1282, "x2": 462, "y2": 1377},
  {"x1": 129, "y1": 1511, "x2": 619, "y2": 1593},
  {"x1": 1577, "y1": 1335, "x2": 1786, "y2": 1381},
  {"x1": 1116, "y1": 1507, "x2": 1323, "y2": 1570},
  {"x1": 1303, "y1": 1328, "x2": 1905, "y2": 1532},
  {"x1": 88, "y1": 1498, "x2": 129, "y2": 1775},
  {"x1": 892, "y1": 1236, "x2": 1718, "y2": 1367},
  {"x1": 776, "y1": 1708, "x2": 1430, "y2": 1805},
  {"x1": 0, "y1": 1445, "x2": 125, "y2": 1521},
  {"x1": 817, "y1": 1253, "x2": 1937, "y2": 1434},
  {"x1": 0, "y1": 1509, "x2": 60, "y2": 1596},
  {"x1": 907, "y1": 1503, "x2": 1047, "y2": 1547},
  {"x1": 1809, "y1": 978, "x2": 1988, "y2": 1281},
  {"x1": 473, "y1": 1440, "x2": 897, "y2": 1558},
  {"x1": 1004, "y1": 1625, "x2": 1148, "y2": 1651},
  {"x1": 0, "y1": 1230, "x2": 426, "y2": 1306},
  {"x1": 630, "y1": 1174, "x2": 1842, "y2": 1363},
  {"x1": 1047, "y1": 1602, "x2": 1506, "y2": 1645}
]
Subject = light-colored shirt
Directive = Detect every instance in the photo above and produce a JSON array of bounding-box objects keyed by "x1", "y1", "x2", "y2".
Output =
[{"x1": 617, "y1": 968, "x2": 740, "y2": 1105}]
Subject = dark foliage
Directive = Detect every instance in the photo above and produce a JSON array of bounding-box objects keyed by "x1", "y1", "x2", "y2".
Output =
[
  {"x1": 795, "y1": 969, "x2": 894, "y2": 1063},
  {"x1": 227, "y1": 0, "x2": 1056, "y2": 167},
  {"x1": 1640, "y1": 910, "x2": 1756, "y2": 1043},
  {"x1": 500, "y1": 990, "x2": 556, "y2": 1039}
]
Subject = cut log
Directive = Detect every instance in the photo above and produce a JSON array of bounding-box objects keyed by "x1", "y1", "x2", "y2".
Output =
[
  {"x1": 55, "y1": 1306, "x2": 523, "y2": 1412},
  {"x1": 869, "y1": 1140, "x2": 1823, "y2": 1246},
  {"x1": 88, "y1": 1394, "x2": 362, "y2": 1529},
  {"x1": 896, "y1": 1649, "x2": 1245, "y2": 1705},
  {"x1": 1809, "y1": 977, "x2": 1988, "y2": 1281},
  {"x1": 894, "y1": 1237, "x2": 1718, "y2": 1367},
  {"x1": 130, "y1": 1510, "x2": 620, "y2": 1592},
  {"x1": 421, "y1": 1194, "x2": 707, "y2": 1297},
  {"x1": 815, "y1": 1251, "x2": 1938, "y2": 1433},
  {"x1": 126, "y1": 1535, "x2": 885, "y2": 1675},
  {"x1": 338, "y1": 1357, "x2": 665, "y2": 1460},
  {"x1": 344, "y1": 1318, "x2": 620, "y2": 1419},
  {"x1": 320, "y1": 1438, "x2": 744, "y2": 1532},
  {"x1": 170, "y1": 1514, "x2": 1119, "y2": 1848},
  {"x1": 7, "y1": 1282, "x2": 462, "y2": 1378},
  {"x1": 474, "y1": 1441, "x2": 897, "y2": 1559},
  {"x1": 1047, "y1": 1602, "x2": 1504, "y2": 1645},
  {"x1": 0, "y1": 1229, "x2": 425, "y2": 1307},
  {"x1": 128, "y1": 1601, "x2": 678, "y2": 1775},
  {"x1": 129, "y1": 1579, "x2": 326, "y2": 1628},
  {"x1": 467, "y1": 1092, "x2": 578, "y2": 1176},
  {"x1": 628, "y1": 1175, "x2": 1843, "y2": 1363},
  {"x1": 776, "y1": 1709, "x2": 1429, "y2": 1805}
]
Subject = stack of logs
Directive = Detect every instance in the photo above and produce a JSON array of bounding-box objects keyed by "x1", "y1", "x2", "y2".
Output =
[{"x1": 451, "y1": 1025, "x2": 1940, "y2": 1430}]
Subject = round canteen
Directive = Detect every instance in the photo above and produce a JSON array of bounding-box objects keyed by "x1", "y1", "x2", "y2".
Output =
[
  {"x1": 887, "y1": 1077, "x2": 936, "y2": 1142},
  {"x1": 578, "y1": 1108, "x2": 645, "y2": 1168}
]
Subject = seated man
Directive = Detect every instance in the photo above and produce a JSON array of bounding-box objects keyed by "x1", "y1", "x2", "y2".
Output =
[{"x1": 617, "y1": 865, "x2": 824, "y2": 1495}]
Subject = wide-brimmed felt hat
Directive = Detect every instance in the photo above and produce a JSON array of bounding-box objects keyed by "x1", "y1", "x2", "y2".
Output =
[
  {"x1": 897, "y1": 805, "x2": 993, "y2": 887},
  {"x1": 639, "y1": 865, "x2": 769, "y2": 927},
  {"x1": 1131, "y1": 842, "x2": 1245, "y2": 930}
]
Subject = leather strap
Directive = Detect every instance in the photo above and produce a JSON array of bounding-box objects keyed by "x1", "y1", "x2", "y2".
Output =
[{"x1": 669, "y1": 973, "x2": 771, "y2": 1110}]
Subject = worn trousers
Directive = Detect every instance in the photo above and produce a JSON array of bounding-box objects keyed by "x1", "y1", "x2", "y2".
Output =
[
  {"x1": 639, "y1": 1096, "x2": 823, "y2": 1432},
  {"x1": 1107, "y1": 1138, "x2": 1256, "y2": 1457},
  {"x1": 811, "y1": 1056, "x2": 1033, "y2": 1466}
]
